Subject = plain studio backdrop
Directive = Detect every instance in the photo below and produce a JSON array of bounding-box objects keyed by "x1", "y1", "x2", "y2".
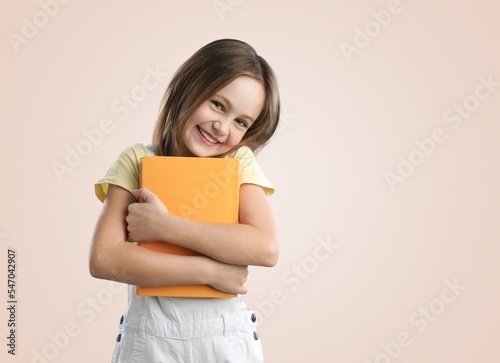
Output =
[{"x1": 1, "y1": 1, "x2": 499, "y2": 362}]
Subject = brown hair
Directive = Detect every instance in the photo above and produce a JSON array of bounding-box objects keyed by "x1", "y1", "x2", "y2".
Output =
[{"x1": 152, "y1": 39, "x2": 280, "y2": 156}]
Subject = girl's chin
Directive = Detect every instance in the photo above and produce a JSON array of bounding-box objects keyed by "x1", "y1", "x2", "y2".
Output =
[
  {"x1": 189, "y1": 142, "x2": 233, "y2": 157},
  {"x1": 187, "y1": 145, "x2": 222, "y2": 157},
  {"x1": 180, "y1": 139, "x2": 233, "y2": 157}
]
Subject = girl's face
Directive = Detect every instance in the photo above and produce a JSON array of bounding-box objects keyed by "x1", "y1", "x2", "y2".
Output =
[{"x1": 178, "y1": 76, "x2": 266, "y2": 157}]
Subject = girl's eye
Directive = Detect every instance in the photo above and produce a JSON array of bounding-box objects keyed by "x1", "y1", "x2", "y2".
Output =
[
  {"x1": 212, "y1": 101, "x2": 224, "y2": 110},
  {"x1": 211, "y1": 100, "x2": 247, "y2": 128},
  {"x1": 235, "y1": 119, "x2": 247, "y2": 128}
]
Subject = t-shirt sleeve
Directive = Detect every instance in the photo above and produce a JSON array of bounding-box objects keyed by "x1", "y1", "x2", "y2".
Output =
[
  {"x1": 228, "y1": 146, "x2": 275, "y2": 198},
  {"x1": 94, "y1": 143, "x2": 147, "y2": 203}
]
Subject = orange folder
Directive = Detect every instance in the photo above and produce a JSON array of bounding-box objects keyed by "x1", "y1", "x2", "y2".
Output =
[{"x1": 136, "y1": 156, "x2": 240, "y2": 298}]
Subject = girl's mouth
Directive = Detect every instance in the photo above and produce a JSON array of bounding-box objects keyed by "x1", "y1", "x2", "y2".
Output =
[{"x1": 197, "y1": 125, "x2": 219, "y2": 144}]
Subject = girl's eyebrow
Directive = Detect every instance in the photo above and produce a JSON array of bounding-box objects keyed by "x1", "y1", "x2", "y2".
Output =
[{"x1": 215, "y1": 94, "x2": 256, "y2": 124}]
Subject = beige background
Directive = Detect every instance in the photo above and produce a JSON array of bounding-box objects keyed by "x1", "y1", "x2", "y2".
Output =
[{"x1": 1, "y1": 0, "x2": 499, "y2": 362}]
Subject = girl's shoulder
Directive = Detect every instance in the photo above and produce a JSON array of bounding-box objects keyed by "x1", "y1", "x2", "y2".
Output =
[
  {"x1": 131, "y1": 143, "x2": 152, "y2": 156},
  {"x1": 223, "y1": 145, "x2": 254, "y2": 161},
  {"x1": 119, "y1": 143, "x2": 156, "y2": 159},
  {"x1": 224, "y1": 145, "x2": 260, "y2": 171},
  {"x1": 224, "y1": 145, "x2": 275, "y2": 197},
  {"x1": 113, "y1": 143, "x2": 150, "y2": 160},
  {"x1": 94, "y1": 143, "x2": 150, "y2": 203}
]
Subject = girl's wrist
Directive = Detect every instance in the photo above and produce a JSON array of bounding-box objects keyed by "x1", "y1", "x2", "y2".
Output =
[
  {"x1": 156, "y1": 211, "x2": 173, "y2": 242},
  {"x1": 193, "y1": 256, "x2": 214, "y2": 285}
]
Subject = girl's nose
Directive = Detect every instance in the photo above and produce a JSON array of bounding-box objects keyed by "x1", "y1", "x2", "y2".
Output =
[{"x1": 212, "y1": 119, "x2": 229, "y2": 136}]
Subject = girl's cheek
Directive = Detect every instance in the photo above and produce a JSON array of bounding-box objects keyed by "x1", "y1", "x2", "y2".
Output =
[
  {"x1": 230, "y1": 132, "x2": 245, "y2": 147},
  {"x1": 195, "y1": 104, "x2": 212, "y2": 120}
]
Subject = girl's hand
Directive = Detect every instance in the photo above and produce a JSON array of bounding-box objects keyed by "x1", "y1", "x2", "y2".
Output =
[
  {"x1": 207, "y1": 260, "x2": 249, "y2": 295},
  {"x1": 126, "y1": 187, "x2": 169, "y2": 242}
]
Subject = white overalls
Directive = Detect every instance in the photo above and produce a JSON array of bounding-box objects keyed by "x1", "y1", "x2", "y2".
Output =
[{"x1": 111, "y1": 286, "x2": 263, "y2": 362}]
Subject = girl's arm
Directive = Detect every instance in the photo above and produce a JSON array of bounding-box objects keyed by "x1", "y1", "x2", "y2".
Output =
[
  {"x1": 89, "y1": 184, "x2": 249, "y2": 294},
  {"x1": 126, "y1": 183, "x2": 279, "y2": 267}
]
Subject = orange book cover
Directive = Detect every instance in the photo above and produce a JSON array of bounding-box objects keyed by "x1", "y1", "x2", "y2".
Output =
[{"x1": 136, "y1": 156, "x2": 240, "y2": 298}]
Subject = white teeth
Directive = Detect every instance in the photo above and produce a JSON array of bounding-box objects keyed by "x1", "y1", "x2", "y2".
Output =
[{"x1": 198, "y1": 126, "x2": 218, "y2": 143}]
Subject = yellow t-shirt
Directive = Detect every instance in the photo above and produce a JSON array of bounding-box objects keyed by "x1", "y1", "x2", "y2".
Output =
[{"x1": 94, "y1": 143, "x2": 274, "y2": 202}]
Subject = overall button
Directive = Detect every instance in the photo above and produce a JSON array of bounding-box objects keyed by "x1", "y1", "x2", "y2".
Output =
[
  {"x1": 250, "y1": 313, "x2": 257, "y2": 323},
  {"x1": 253, "y1": 331, "x2": 259, "y2": 341},
  {"x1": 116, "y1": 333, "x2": 122, "y2": 342},
  {"x1": 120, "y1": 315, "x2": 124, "y2": 324}
]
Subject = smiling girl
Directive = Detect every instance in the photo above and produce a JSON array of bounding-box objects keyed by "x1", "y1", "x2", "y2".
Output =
[{"x1": 90, "y1": 39, "x2": 281, "y2": 362}]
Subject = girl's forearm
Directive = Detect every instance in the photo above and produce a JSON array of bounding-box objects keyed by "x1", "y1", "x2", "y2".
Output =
[
  {"x1": 126, "y1": 185, "x2": 279, "y2": 267},
  {"x1": 90, "y1": 184, "x2": 248, "y2": 294},
  {"x1": 90, "y1": 240, "x2": 213, "y2": 287},
  {"x1": 158, "y1": 214, "x2": 279, "y2": 267}
]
